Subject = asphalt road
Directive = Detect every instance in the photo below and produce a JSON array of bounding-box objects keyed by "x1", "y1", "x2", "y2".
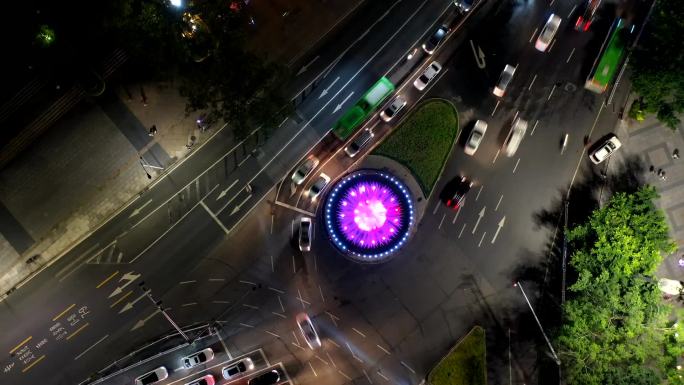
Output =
[{"x1": 0, "y1": 0, "x2": 634, "y2": 384}]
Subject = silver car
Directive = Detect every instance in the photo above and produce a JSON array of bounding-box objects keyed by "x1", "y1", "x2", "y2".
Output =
[
  {"x1": 135, "y1": 367, "x2": 168, "y2": 385},
  {"x1": 414, "y1": 61, "x2": 442, "y2": 91},
  {"x1": 307, "y1": 173, "x2": 331, "y2": 201},
  {"x1": 493, "y1": 64, "x2": 516, "y2": 97},
  {"x1": 380, "y1": 96, "x2": 407, "y2": 122},
  {"x1": 296, "y1": 313, "x2": 322, "y2": 349},
  {"x1": 291, "y1": 156, "x2": 319, "y2": 186},
  {"x1": 504, "y1": 117, "x2": 528, "y2": 157},
  {"x1": 182, "y1": 348, "x2": 214, "y2": 369},
  {"x1": 535, "y1": 14, "x2": 562, "y2": 52},
  {"x1": 465, "y1": 120, "x2": 487, "y2": 155},
  {"x1": 222, "y1": 357, "x2": 255, "y2": 380}
]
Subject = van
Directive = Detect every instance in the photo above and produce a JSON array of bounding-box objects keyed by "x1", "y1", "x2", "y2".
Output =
[
  {"x1": 345, "y1": 128, "x2": 375, "y2": 157},
  {"x1": 504, "y1": 118, "x2": 528, "y2": 157}
]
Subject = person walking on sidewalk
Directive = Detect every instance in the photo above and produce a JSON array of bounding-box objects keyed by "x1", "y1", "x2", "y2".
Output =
[
  {"x1": 148, "y1": 125, "x2": 157, "y2": 137},
  {"x1": 673, "y1": 149, "x2": 680, "y2": 159}
]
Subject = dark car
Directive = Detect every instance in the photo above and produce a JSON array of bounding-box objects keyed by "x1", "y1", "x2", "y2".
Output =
[
  {"x1": 444, "y1": 176, "x2": 473, "y2": 210},
  {"x1": 422, "y1": 26, "x2": 450, "y2": 54},
  {"x1": 248, "y1": 369, "x2": 281, "y2": 385},
  {"x1": 575, "y1": 0, "x2": 601, "y2": 31}
]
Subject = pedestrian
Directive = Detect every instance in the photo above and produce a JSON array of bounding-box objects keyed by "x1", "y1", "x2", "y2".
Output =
[
  {"x1": 679, "y1": 256, "x2": 684, "y2": 267},
  {"x1": 673, "y1": 149, "x2": 680, "y2": 159},
  {"x1": 658, "y1": 169, "x2": 664, "y2": 177},
  {"x1": 148, "y1": 125, "x2": 157, "y2": 137},
  {"x1": 649, "y1": 165, "x2": 656, "y2": 174},
  {"x1": 661, "y1": 171, "x2": 667, "y2": 181}
]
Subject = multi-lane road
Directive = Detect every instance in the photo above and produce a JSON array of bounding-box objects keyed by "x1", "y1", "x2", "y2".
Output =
[{"x1": 0, "y1": 0, "x2": 634, "y2": 385}]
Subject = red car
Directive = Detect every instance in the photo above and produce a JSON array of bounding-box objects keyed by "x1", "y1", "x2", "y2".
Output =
[
  {"x1": 445, "y1": 177, "x2": 473, "y2": 210},
  {"x1": 575, "y1": 0, "x2": 601, "y2": 32}
]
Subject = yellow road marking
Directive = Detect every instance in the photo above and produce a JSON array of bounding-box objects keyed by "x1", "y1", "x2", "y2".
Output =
[
  {"x1": 96, "y1": 271, "x2": 119, "y2": 288},
  {"x1": 52, "y1": 303, "x2": 76, "y2": 322},
  {"x1": 110, "y1": 290, "x2": 132, "y2": 308},
  {"x1": 9, "y1": 336, "x2": 32, "y2": 354},
  {"x1": 66, "y1": 322, "x2": 90, "y2": 341},
  {"x1": 21, "y1": 355, "x2": 46, "y2": 373}
]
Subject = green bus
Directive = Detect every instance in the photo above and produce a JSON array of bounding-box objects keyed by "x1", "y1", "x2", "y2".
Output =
[
  {"x1": 333, "y1": 77, "x2": 395, "y2": 140},
  {"x1": 585, "y1": 18, "x2": 630, "y2": 94}
]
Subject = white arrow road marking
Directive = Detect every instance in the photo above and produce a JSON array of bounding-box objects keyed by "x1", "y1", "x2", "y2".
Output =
[
  {"x1": 216, "y1": 180, "x2": 239, "y2": 200},
  {"x1": 119, "y1": 291, "x2": 148, "y2": 314},
  {"x1": 296, "y1": 55, "x2": 320, "y2": 76},
  {"x1": 108, "y1": 272, "x2": 141, "y2": 298},
  {"x1": 472, "y1": 206, "x2": 486, "y2": 234},
  {"x1": 470, "y1": 40, "x2": 486, "y2": 69},
  {"x1": 333, "y1": 92, "x2": 355, "y2": 113},
  {"x1": 492, "y1": 216, "x2": 506, "y2": 243},
  {"x1": 130, "y1": 309, "x2": 161, "y2": 331},
  {"x1": 230, "y1": 195, "x2": 252, "y2": 216},
  {"x1": 319, "y1": 76, "x2": 340, "y2": 99},
  {"x1": 128, "y1": 199, "x2": 153, "y2": 218}
]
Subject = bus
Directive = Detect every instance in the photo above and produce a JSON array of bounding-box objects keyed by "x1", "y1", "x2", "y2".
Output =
[
  {"x1": 584, "y1": 18, "x2": 631, "y2": 94},
  {"x1": 333, "y1": 77, "x2": 395, "y2": 140}
]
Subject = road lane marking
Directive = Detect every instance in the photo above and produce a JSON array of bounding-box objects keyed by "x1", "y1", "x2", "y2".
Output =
[
  {"x1": 492, "y1": 216, "x2": 506, "y2": 243},
  {"x1": 478, "y1": 232, "x2": 487, "y2": 247},
  {"x1": 270, "y1": 255, "x2": 274, "y2": 272},
  {"x1": 492, "y1": 149, "x2": 500, "y2": 164},
  {"x1": 21, "y1": 355, "x2": 45, "y2": 373},
  {"x1": 213, "y1": 300, "x2": 230, "y2": 304},
  {"x1": 528, "y1": 74, "x2": 537, "y2": 91},
  {"x1": 432, "y1": 202, "x2": 440, "y2": 215},
  {"x1": 74, "y1": 334, "x2": 109, "y2": 360},
  {"x1": 452, "y1": 209, "x2": 462, "y2": 224},
  {"x1": 57, "y1": 243, "x2": 101, "y2": 281},
  {"x1": 495, "y1": 195, "x2": 503, "y2": 211},
  {"x1": 377, "y1": 371, "x2": 390, "y2": 381},
  {"x1": 297, "y1": 288, "x2": 310, "y2": 308},
  {"x1": 52, "y1": 304, "x2": 76, "y2": 322},
  {"x1": 459, "y1": 223, "x2": 466, "y2": 238},
  {"x1": 547, "y1": 84, "x2": 557, "y2": 101},
  {"x1": 239, "y1": 323, "x2": 254, "y2": 328},
  {"x1": 346, "y1": 342, "x2": 356, "y2": 357},
  {"x1": 272, "y1": 312, "x2": 286, "y2": 319},
  {"x1": 328, "y1": 339, "x2": 340, "y2": 348},
  {"x1": 239, "y1": 280, "x2": 256, "y2": 286},
  {"x1": 200, "y1": 201, "x2": 230, "y2": 234},
  {"x1": 529, "y1": 28, "x2": 538, "y2": 43},
  {"x1": 327, "y1": 352, "x2": 337, "y2": 368},
  {"x1": 208, "y1": 278, "x2": 225, "y2": 282},
  {"x1": 548, "y1": 39, "x2": 556, "y2": 52},
  {"x1": 180, "y1": 280, "x2": 196, "y2": 285},
  {"x1": 291, "y1": 342, "x2": 305, "y2": 350},
  {"x1": 266, "y1": 330, "x2": 281, "y2": 338},
  {"x1": 181, "y1": 302, "x2": 198, "y2": 307},
  {"x1": 491, "y1": 100, "x2": 500, "y2": 116},
  {"x1": 363, "y1": 369, "x2": 373, "y2": 384},
  {"x1": 531, "y1": 120, "x2": 539, "y2": 136},
  {"x1": 376, "y1": 344, "x2": 391, "y2": 355},
  {"x1": 438, "y1": 214, "x2": 446, "y2": 229},
  {"x1": 568, "y1": 103, "x2": 605, "y2": 199},
  {"x1": 292, "y1": 255, "x2": 297, "y2": 274},
  {"x1": 338, "y1": 370, "x2": 352, "y2": 380},
  {"x1": 66, "y1": 322, "x2": 90, "y2": 341},
  {"x1": 110, "y1": 290, "x2": 132, "y2": 308},
  {"x1": 566, "y1": 48, "x2": 576, "y2": 63},
  {"x1": 309, "y1": 362, "x2": 318, "y2": 377},
  {"x1": 269, "y1": 287, "x2": 285, "y2": 294},
  {"x1": 513, "y1": 158, "x2": 521, "y2": 174},
  {"x1": 292, "y1": 331, "x2": 300, "y2": 345},
  {"x1": 352, "y1": 328, "x2": 366, "y2": 338},
  {"x1": 319, "y1": 285, "x2": 325, "y2": 303},
  {"x1": 278, "y1": 296, "x2": 285, "y2": 312},
  {"x1": 316, "y1": 355, "x2": 329, "y2": 366},
  {"x1": 568, "y1": 4, "x2": 577, "y2": 18},
  {"x1": 475, "y1": 185, "x2": 484, "y2": 201},
  {"x1": 9, "y1": 336, "x2": 32, "y2": 354},
  {"x1": 243, "y1": 304, "x2": 259, "y2": 310},
  {"x1": 96, "y1": 271, "x2": 119, "y2": 288},
  {"x1": 401, "y1": 361, "x2": 416, "y2": 374}
]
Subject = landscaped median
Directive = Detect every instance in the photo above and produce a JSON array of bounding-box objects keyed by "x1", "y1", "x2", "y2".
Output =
[
  {"x1": 372, "y1": 99, "x2": 458, "y2": 196},
  {"x1": 428, "y1": 326, "x2": 487, "y2": 385}
]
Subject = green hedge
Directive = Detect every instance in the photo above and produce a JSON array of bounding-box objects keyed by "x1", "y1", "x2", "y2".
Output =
[
  {"x1": 373, "y1": 99, "x2": 458, "y2": 195},
  {"x1": 429, "y1": 326, "x2": 487, "y2": 385}
]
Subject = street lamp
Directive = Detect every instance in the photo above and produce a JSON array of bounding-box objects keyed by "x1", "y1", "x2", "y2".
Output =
[
  {"x1": 514, "y1": 281, "x2": 561, "y2": 367},
  {"x1": 138, "y1": 282, "x2": 190, "y2": 343}
]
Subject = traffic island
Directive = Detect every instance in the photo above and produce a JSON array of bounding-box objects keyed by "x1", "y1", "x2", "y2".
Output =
[
  {"x1": 372, "y1": 99, "x2": 459, "y2": 196},
  {"x1": 428, "y1": 326, "x2": 487, "y2": 385}
]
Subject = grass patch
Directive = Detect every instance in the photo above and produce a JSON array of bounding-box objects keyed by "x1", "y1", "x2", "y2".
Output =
[
  {"x1": 429, "y1": 326, "x2": 487, "y2": 385},
  {"x1": 373, "y1": 99, "x2": 458, "y2": 195}
]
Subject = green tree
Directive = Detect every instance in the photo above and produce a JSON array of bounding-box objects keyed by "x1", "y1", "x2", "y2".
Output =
[
  {"x1": 630, "y1": 0, "x2": 684, "y2": 130},
  {"x1": 556, "y1": 187, "x2": 683, "y2": 385}
]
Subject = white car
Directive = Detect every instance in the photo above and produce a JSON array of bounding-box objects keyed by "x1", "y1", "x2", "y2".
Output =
[
  {"x1": 589, "y1": 134, "x2": 622, "y2": 164},
  {"x1": 493, "y1": 64, "x2": 516, "y2": 97},
  {"x1": 182, "y1": 348, "x2": 214, "y2": 369},
  {"x1": 380, "y1": 96, "x2": 407, "y2": 122},
  {"x1": 221, "y1": 357, "x2": 255, "y2": 380},
  {"x1": 307, "y1": 173, "x2": 331, "y2": 201},
  {"x1": 465, "y1": 120, "x2": 487, "y2": 155},
  {"x1": 414, "y1": 61, "x2": 442, "y2": 91},
  {"x1": 135, "y1": 367, "x2": 168, "y2": 385},
  {"x1": 291, "y1": 156, "x2": 319, "y2": 186},
  {"x1": 299, "y1": 217, "x2": 312, "y2": 251},
  {"x1": 296, "y1": 313, "x2": 322, "y2": 349},
  {"x1": 504, "y1": 117, "x2": 528, "y2": 157},
  {"x1": 535, "y1": 14, "x2": 562, "y2": 52}
]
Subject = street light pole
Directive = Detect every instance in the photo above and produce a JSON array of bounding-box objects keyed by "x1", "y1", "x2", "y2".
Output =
[
  {"x1": 139, "y1": 282, "x2": 190, "y2": 343},
  {"x1": 514, "y1": 281, "x2": 561, "y2": 366},
  {"x1": 561, "y1": 201, "x2": 569, "y2": 304}
]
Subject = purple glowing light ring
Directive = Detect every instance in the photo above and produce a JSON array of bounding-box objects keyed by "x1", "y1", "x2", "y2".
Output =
[{"x1": 324, "y1": 170, "x2": 414, "y2": 261}]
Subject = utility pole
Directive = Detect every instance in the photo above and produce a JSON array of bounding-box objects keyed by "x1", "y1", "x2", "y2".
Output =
[
  {"x1": 138, "y1": 282, "x2": 190, "y2": 343},
  {"x1": 561, "y1": 201, "x2": 569, "y2": 304},
  {"x1": 514, "y1": 281, "x2": 561, "y2": 367}
]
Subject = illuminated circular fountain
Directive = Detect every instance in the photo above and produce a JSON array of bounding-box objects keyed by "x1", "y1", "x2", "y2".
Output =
[{"x1": 324, "y1": 170, "x2": 414, "y2": 262}]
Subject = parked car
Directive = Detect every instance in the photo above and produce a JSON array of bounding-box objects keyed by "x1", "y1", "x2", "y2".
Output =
[
  {"x1": 465, "y1": 120, "x2": 487, "y2": 155},
  {"x1": 299, "y1": 217, "x2": 312, "y2": 251},
  {"x1": 493, "y1": 64, "x2": 516, "y2": 97},
  {"x1": 135, "y1": 367, "x2": 168, "y2": 385},
  {"x1": 422, "y1": 26, "x2": 450, "y2": 54},
  {"x1": 414, "y1": 61, "x2": 442, "y2": 91},
  {"x1": 182, "y1": 348, "x2": 214, "y2": 369},
  {"x1": 535, "y1": 14, "x2": 562, "y2": 51},
  {"x1": 291, "y1": 156, "x2": 319, "y2": 185},
  {"x1": 184, "y1": 375, "x2": 215, "y2": 385},
  {"x1": 445, "y1": 176, "x2": 473, "y2": 210},
  {"x1": 296, "y1": 313, "x2": 322, "y2": 349},
  {"x1": 503, "y1": 117, "x2": 528, "y2": 157},
  {"x1": 222, "y1": 357, "x2": 255, "y2": 380},
  {"x1": 307, "y1": 173, "x2": 331, "y2": 201},
  {"x1": 575, "y1": 0, "x2": 602, "y2": 31},
  {"x1": 344, "y1": 128, "x2": 375, "y2": 158},
  {"x1": 589, "y1": 134, "x2": 622, "y2": 164},
  {"x1": 380, "y1": 95, "x2": 407, "y2": 122},
  {"x1": 248, "y1": 369, "x2": 281, "y2": 385}
]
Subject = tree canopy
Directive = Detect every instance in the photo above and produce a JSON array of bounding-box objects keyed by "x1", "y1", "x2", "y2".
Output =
[
  {"x1": 630, "y1": 0, "x2": 684, "y2": 130},
  {"x1": 556, "y1": 187, "x2": 683, "y2": 385}
]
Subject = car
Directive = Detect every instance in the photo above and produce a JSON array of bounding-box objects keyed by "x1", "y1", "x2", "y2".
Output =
[
  {"x1": 535, "y1": 14, "x2": 562, "y2": 52},
  {"x1": 344, "y1": 128, "x2": 375, "y2": 158},
  {"x1": 464, "y1": 120, "x2": 487, "y2": 155},
  {"x1": 454, "y1": 0, "x2": 476, "y2": 12},
  {"x1": 380, "y1": 96, "x2": 407, "y2": 122},
  {"x1": 135, "y1": 367, "x2": 168, "y2": 385},
  {"x1": 248, "y1": 369, "x2": 281, "y2": 385},
  {"x1": 296, "y1": 313, "x2": 322, "y2": 349},
  {"x1": 222, "y1": 357, "x2": 255, "y2": 380},
  {"x1": 185, "y1": 375, "x2": 216, "y2": 385},
  {"x1": 422, "y1": 26, "x2": 450, "y2": 54},
  {"x1": 589, "y1": 134, "x2": 622, "y2": 164},
  {"x1": 575, "y1": 0, "x2": 601, "y2": 31},
  {"x1": 307, "y1": 173, "x2": 331, "y2": 201},
  {"x1": 299, "y1": 217, "x2": 312, "y2": 251},
  {"x1": 414, "y1": 61, "x2": 442, "y2": 91},
  {"x1": 493, "y1": 64, "x2": 516, "y2": 97},
  {"x1": 182, "y1": 348, "x2": 214, "y2": 369},
  {"x1": 445, "y1": 176, "x2": 473, "y2": 210},
  {"x1": 503, "y1": 117, "x2": 528, "y2": 157},
  {"x1": 291, "y1": 156, "x2": 319, "y2": 186}
]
